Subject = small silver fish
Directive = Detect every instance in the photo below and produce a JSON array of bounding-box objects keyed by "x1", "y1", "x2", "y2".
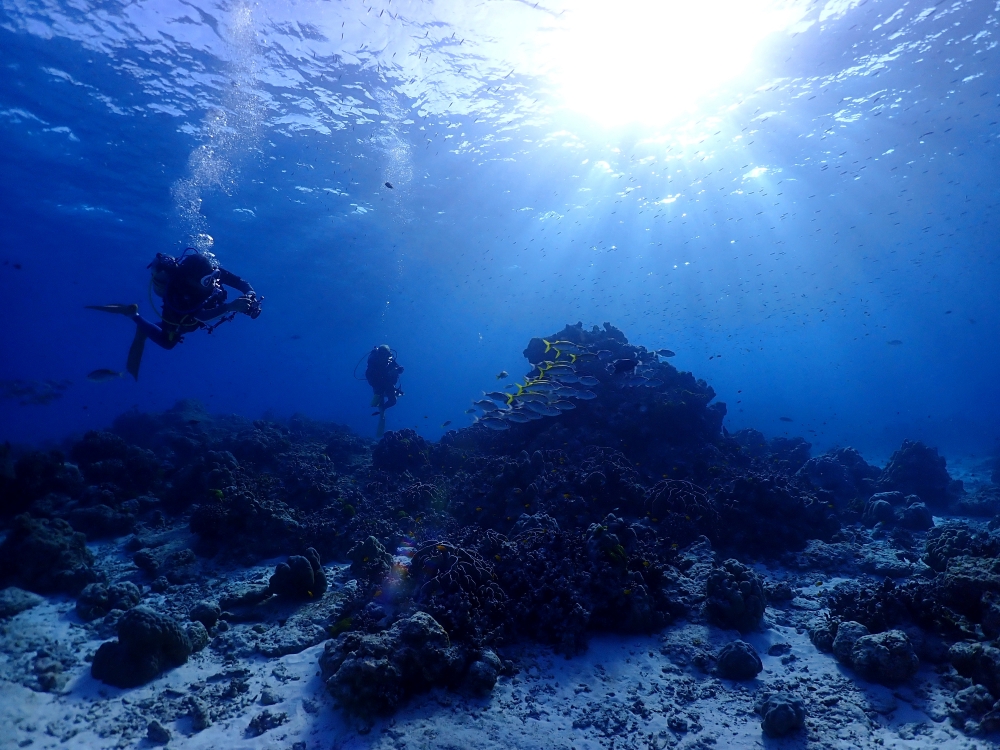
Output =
[
  {"x1": 577, "y1": 375, "x2": 599, "y2": 387},
  {"x1": 526, "y1": 402, "x2": 561, "y2": 417},
  {"x1": 551, "y1": 401, "x2": 576, "y2": 411},
  {"x1": 87, "y1": 369, "x2": 123, "y2": 382},
  {"x1": 479, "y1": 417, "x2": 511, "y2": 431},
  {"x1": 505, "y1": 411, "x2": 533, "y2": 423},
  {"x1": 572, "y1": 390, "x2": 597, "y2": 400},
  {"x1": 626, "y1": 376, "x2": 649, "y2": 387},
  {"x1": 657, "y1": 349, "x2": 676, "y2": 358}
]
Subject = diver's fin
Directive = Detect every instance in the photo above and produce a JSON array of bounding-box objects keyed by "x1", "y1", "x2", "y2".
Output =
[
  {"x1": 376, "y1": 410, "x2": 386, "y2": 439},
  {"x1": 86, "y1": 304, "x2": 139, "y2": 316},
  {"x1": 126, "y1": 329, "x2": 147, "y2": 381}
]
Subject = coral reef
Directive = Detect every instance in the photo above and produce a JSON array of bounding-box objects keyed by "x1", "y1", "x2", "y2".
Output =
[
  {"x1": 0, "y1": 514, "x2": 104, "y2": 594},
  {"x1": 756, "y1": 693, "x2": 805, "y2": 737},
  {"x1": 704, "y1": 559, "x2": 766, "y2": 632},
  {"x1": 716, "y1": 640, "x2": 762, "y2": 680},
  {"x1": 6, "y1": 321, "x2": 999, "y2": 737},
  {"x1": 76, "y1": 581, "x2": 141, "y2": 621},
  {"x1": 91, "y1": 606, "x2": 201, "y2": 687},
  {"x1": 318, "y1": 612, "x2": 469, "y2": 716},
  {"x1": 877, "y1": 439, "x2": 961, "y2": 510},
  {"x1": 268, "y1": 548, "x2": 327, "y2": 600}
]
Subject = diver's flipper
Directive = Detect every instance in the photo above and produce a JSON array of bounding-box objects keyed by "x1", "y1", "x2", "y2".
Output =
[
  {"x1": 126, "y1": 329, "x2": 147, "y2": 381},
  {"x1": 376, "y1": 410, "x2": 386, "y2": 439},
  {"x1": 86, "y1": 304, "x2": 139, "y2": 316}
]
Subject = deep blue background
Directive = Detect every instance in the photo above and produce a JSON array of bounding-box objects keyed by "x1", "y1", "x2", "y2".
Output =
[{"x1": 1, "y1": 0, "x2": 998, "y2": 462}]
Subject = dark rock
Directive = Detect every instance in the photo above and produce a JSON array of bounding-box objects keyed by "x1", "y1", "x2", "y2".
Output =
[
  {"x1": 950, "y1": 642, "x2": 1000, "y2": 697},
  {"x1": 347, "y1": 536, "x2": 392, "y2": 583},
  {"x1": 0, "y1": 514, "x2": 104, "y2": 594},
  {"x1": 186, "y1": 621, "x2": 209, "y2": 652},
  {"x1": 509, "y1": 512, "x2": 559, "y2": 537},
  {"x1": 924, "y1": 522, "x2": 1000, "y2": 572},
  {"x1": 91, "y1": 606, "x2": 193, "y2": 687},
  {"x1": 851, "y1": 630, "x2": 919, "y2": 685},
  {"x1": 768, "y1": 437, "x2": 811, "y2": 474},
  {"x1": 796, "y1": 448, "x2": 880, "y2": 506},
  {"x1": 189, "y1": 600, "x2": 221, "y2": 628},
  {"x1": 949, "y1": 684, "x2": 996, "y2": 728},
  {"x1": 704, "y1": 559, "x2": 766, "y2": 632},
  {"x1": 981, "y1": 591, "x2": 1000, "y2": 640},
  {"x1": 146, "y1": 720, "x2": 170, "y2": 745},
  {"x1": 67, "y1": 503, "x2": 136, "y2": 540},
  {"x1": 268, "y1": 548, "x2": 327, "y2": 600},
  {"x1": 716, "y1": 474, "x2": 837, "y2": 556},
  {"x1": 952, "y1": 486, "x2": 1000, "y2": 517},
  {"x1": 76, "y1": 581, "x2": 141, "y2": 621},
  {"x1": 0, "y1": 586, "x2": 43, "y2": 618},
  {"x1": 246, "y1": 709, "x2": 287, "y2": 737},
  {"x1": 716, "y1": 640, "x2": 762, "y2": 680},
  {"x1": 2, "y1": 447, "x2": 85, "y2": 519},
  {"x1": 807, "y1": 617, "x2": 837, "y2": 653},
  {"x1": 832, "y1": 620, "x2": 869, "y2": 665},
  {"x1": 863, "y1": 492, "x2": 904, "y2": 526},
  {"x1": 260, "y1": 687, "x2": 280, "y2": 706},
  {"x1": 319, "y1": 612, "x2": 468, "y2": 716},
  {"x1": 187, "y1": 697, "x2": 211, "y2": 732},
  {"x1": 877, "y1": 440, "x2": 958, "y2": 511},
  {"x1": 372, "y1": 429, "x2": 429, "y2": 472},
  {"x1": 465, "y1": 649, "x2": 502, "y2": 695},
  {"x1": 900, "y1": 501, "x2": 933, "y2": 531},
  {"x1": 756, "y1": 692, "x2": 805, "y2": 737}
]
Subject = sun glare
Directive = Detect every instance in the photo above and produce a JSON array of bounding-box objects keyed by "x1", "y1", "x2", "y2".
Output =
[{"x1": 541, "y1": 0, "x2": 801, "y2": 128}]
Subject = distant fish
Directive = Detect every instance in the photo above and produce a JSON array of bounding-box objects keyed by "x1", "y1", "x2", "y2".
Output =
[
  {"x1": 496, "y1": 370, "x2": 509, "y2": 379},
  {"x1": 577, "y1": 376, "x2": 600, "y2": 387},
  {"x1": 525, "y1": 402, "x2": 561, "y2": 417},
  {"x1": 441, "y1": 420, "x2": 452, "y2": 427},
  {"x1": 626, "y1": 375, "x2": 648, "y2": 387},
  {"x1": 478, "y1": 417, "x2": 510, "y2": 431},
  {"x1": 887, "y1": 340, "x2": 903, "y2": 346},
  {"x1": 384, "y1": 181, "x2": 394, "y2": 189},
  {"x1": 657, "y1": 349, "x2": 676, "y2": 358},
  {"x1": 87, "y1": 369, "x2": 123, "y2": 382},
  {"x1": 779, "y1": 416, "x2": 793, "y2": 422},
  {"x1": 505, "y1": 411, "x2": 533, "y2": 423},
  {"x1": 465, "y1": 408, "x2": 477, "y2": 414},
  {"x1": 551, "y1": 401, "x2": 576, "y2": 411},
  {"x1": 474, "y1": 399, "x2": 502, "y2": 413},
  {"x1": 609, "y1": 358, "x2": 638, "y2": 374},
  {"x1": 290, "y1": 334, "x2": 302, "y2": 340},
  {"x1": 572, "y1": 390, "x2": 597, "y2": 400},
  {"x1": 542, "y1": 339, "x2": 587, "y2": 355}
]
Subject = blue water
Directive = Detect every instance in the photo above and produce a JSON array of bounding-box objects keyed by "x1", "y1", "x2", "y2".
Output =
[{"x1": 1, "y1": 0, "x2": 998, "y2": 459}]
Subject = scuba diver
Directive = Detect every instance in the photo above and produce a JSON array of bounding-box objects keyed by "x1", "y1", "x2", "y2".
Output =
[
  {"x1": 365, "y1": 344, "x2": 404, "y2": 437},
  {"x1": 87, "y1": 248, "x2": 262, "y2": 380}
]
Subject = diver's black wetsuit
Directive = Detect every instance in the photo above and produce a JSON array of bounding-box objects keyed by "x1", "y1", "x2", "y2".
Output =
[
  {"x1": 365, "y1": 345, "x2": 404, "y2": 411},
  {"x1": 135, "y1": 264, "x2": 256, "y2": 350}
]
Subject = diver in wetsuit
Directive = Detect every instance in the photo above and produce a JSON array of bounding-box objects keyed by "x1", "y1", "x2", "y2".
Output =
[
  {"x1": 365, "y1": 344, "x2": 404, "y2": 437},
  {"x1": 87, "y1": 249, "x2": 262, "y2": 380}
]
